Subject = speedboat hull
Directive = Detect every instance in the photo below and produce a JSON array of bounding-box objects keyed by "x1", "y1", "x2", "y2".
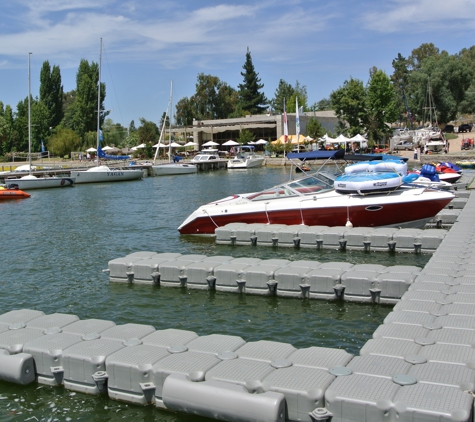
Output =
[
  {"x1": 178, "y1": 187, "x2": 453, "y2": 234},
  {"x1": 152, "y1": 163, "x2": 197, "y2": 176},
  {"x1": 70, "y1": 166, "x2": 143, "y2": 184}
]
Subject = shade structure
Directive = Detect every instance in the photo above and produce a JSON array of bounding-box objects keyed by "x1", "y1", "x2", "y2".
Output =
[
  {"x1": 184, "y1": 141, "x2": 198, "y2": 147},
  {"x1": 202, "y1": 141, "x2": 219, "y2": 147},
  {"x1": 255, "y1": 139, "x2": 268, "y2": 145},
  {"x1": 222, "y1": 140, "x2": 239, "y2": 146},
  {"x1": 102, "y1": 146, "x2": 113, "y2": 151},
  {"x1": 134, "y1": 143, "x2": 146, "y2": 149},
  {"x1": 86, "y1": 147, "x2": 97, "y2": 152},
  {"x1": 169, "y1": 142, "x2": 183, "y2": 147},
  {"x1": 153, "y1": 143, "x2": 170, "y2": 148}
]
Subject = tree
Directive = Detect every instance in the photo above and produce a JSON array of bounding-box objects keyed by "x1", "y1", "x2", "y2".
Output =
[
  {"x1": 287, "y1": 81, "x2": 308, "y2": 113},
  {"x1": 408, "y1": 43, "x2": 440, "y2": 70},
  {"x1": 70, "y1": 59, "x2": 107, "y2": 137},
  {"x1": 330, "y1": 78, "x2": 367, "y2": 136},
  {"x1": 407, "y1": 51, "x2": 473, "y2": 124},
  {"x1": 137, "y1": 118, "x2": 159, "y2": 145},
  {"x1": 237, "y1": 47, "x2": 267, "y2": 114},
  {"x1": 175, "y1": 74, "x2": 238, "y2": 123},
  {"x1": 270, "y1": 79, "x2": 294, "y2": 113},
  {"x1": 49, "y1": 127, "x2": 80, "y2": 157},
  {"x1": 175, "y1": 97, "x2": 195, "y2": 126},
  {"x1": 237, "y1": 129, "x2": 255, "y2": 145},
  {"x1": 306, "y1": 117, "x2": 326, "y2": 139},
  {"x1": 391, "y1": 53, "x2": 411, "y2": 125},
  {"x1": 39, "y1": 61, "x2": 63, "y2": 129},
  {"x1": 309, "y1": 98, "x2": 332, "y2": 111},
  {"x1": 330, "y1": 71, "x2": 398, "y2": 142},
  {"x1": 365, "y1": 70, "x2": 399, "y2": 142}
]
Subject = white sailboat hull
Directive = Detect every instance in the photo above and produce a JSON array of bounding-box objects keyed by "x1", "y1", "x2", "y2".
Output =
[
  {"x1": 70, "y1": 166, "x2": 143, "y2": 184},
  {"x1": 152, "y1": 163, "x2": 197, "y2": 176},
  {"x1": 5, "y1": 176, "x2": 75, "y2": 190}
]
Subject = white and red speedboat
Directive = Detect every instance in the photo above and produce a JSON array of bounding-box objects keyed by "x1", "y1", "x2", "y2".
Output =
[{"x1": 178, "y1": 165, "x2": 454, "y2": 235}]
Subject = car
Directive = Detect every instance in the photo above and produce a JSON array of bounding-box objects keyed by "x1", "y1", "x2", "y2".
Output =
[
  {"x1": 393, "y1": 141, "x2": 414, "y2": 151},
  {"x1": 459, "y1": 124, "x2": 472, "y2": 133},
  {"x1": 443, "y1": 124, "x2": 454, "y2": 133}
]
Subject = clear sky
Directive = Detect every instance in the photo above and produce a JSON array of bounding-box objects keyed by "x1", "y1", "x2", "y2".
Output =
[{"x1": 0, "y1": 0, "x2": 473, "y2": 128}]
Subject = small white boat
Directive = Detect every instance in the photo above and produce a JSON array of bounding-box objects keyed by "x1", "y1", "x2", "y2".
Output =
[
  {"x1": 191, "y1": 149, "x2": 225, "y2": 164},
  {"x1": 227, "y1": 146, "x2": 265, "y2": 169},
  {"x1": 152, "y1": 162, "x2": 197, "y2": 176}
]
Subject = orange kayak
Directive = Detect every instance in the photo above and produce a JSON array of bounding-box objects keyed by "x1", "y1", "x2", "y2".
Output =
[{"x1": 0, "y1": 186, "x2": 31, "y2": 199}]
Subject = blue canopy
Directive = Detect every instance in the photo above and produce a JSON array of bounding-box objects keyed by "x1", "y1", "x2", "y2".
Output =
[
  {"x1": 98, "y1": 146, "x2": 131, "y2": 160},
  {"x1": 286, "y1": 150, "x2": 345, "y2": 161}
]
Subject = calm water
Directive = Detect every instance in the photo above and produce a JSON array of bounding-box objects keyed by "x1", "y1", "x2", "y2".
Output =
[{"x1": 0, "y1": 167, "x2": 430, "y2": 421}]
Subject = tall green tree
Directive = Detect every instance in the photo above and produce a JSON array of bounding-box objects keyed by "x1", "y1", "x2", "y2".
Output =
[
  {"x1": 270, "y1": 79, "x2": 294, "y2": 113},
  {"x1": 137, "y1": 118, "x2": 159, "y2": 145},
  {"x1": 175, "y1": 74, "x2": 238, "y2": 123},
  {"x1": 39, "y1": 61, "x2": 63, "y2": 129},
  {"x1": 237, "y1": 47, "x2": 267, "y2": 114},
  {"x1": 365, "y1": 69, "x2": 399, "y2": 142},
  {"x1": 391, "y1": 53, "x2": 411, "y2": 125},
  {"x1": 330, "y1": 78, "x2": 367, "y2": 136},
  {"x1": 330, "y1": 70, "x2": 398, "y2": 141},
  {"x1": 71, "y1": 59, "x2": 107, "y2": 137}
]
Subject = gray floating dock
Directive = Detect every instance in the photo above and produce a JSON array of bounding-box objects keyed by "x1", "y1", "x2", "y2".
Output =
[
  {"x1": 216, "y1": 223, "x2": 448, "y2": 253},
  {"x1": 106, "y1": 253, "x2": 422, "y2": 304}
]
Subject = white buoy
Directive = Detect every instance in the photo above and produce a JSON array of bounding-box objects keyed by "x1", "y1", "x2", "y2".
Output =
[{"x1": 345, "y1": 219, "x2": 353, "y2": 228}]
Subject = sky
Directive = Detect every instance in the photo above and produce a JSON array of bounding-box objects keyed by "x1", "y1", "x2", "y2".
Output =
[{"x1": 1, "y1": 0, "x2": 474, "y2": 128}]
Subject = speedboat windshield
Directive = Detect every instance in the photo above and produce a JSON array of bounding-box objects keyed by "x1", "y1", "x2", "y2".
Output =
[{"x1": 247, "y1": 173, "x2": 334, "y2": 201}]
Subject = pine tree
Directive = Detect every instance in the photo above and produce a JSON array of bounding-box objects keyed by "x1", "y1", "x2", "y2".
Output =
[{"x1": 237, "y1": 47, "x2": 267, "y2": 114}]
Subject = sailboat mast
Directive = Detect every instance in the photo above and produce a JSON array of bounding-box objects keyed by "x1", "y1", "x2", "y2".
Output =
[
  {"x1": 169, "y1": 81, "x2": 173, "y2": 163},
  {"x1": 152, "y1": 81, "x2": 173, "y2": 164},
  {"x1": 96, "y1": 38, "x2": 102, "y2": 165},
  {"x1": 28, "y1": 52, "x2": 32, "y2": 175}
]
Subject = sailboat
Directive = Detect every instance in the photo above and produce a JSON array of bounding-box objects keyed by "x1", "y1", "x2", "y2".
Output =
[
  {"x1": 151, "y1": 81, "x2": 197, "y2": 176},
  {"x1": 70, "y1": 39, "x2": 143, "y2": 184},
  {"x1": 5, "y1": 53, "x2": 75, "y2": 190}
]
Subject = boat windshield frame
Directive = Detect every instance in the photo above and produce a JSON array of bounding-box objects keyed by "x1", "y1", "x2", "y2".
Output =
[{"x1": 246, "y1": 173, "x2": 334, "y2": 201}]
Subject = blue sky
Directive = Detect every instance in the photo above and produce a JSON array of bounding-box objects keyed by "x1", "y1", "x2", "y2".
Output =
[{"x1": 1, "y1": 0, "x2": 474, "y2": 128}]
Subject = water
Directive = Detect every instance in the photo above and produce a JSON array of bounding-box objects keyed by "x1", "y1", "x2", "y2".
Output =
[{"x1": 0, "y1": 167, "x2": 430, "y2": 421}]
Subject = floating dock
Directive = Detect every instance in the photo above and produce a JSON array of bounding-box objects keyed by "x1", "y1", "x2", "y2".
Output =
[{"x1": 1, "y1": 179, "x2": 475, "y2": 421}]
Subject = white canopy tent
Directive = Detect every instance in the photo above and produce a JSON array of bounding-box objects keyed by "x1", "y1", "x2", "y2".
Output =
[
  {"x1": 202, "y1": 141, "x2": 220, "y2": 147},
  {"x1": 222, "y1": 140, "x2": 239, "y2": 146}
]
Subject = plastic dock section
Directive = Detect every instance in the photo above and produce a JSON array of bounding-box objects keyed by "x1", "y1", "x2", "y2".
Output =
[
  {"x1": 216, "y1": 224, "x2": 449, "y2": 253},
  {"x1": 106, "y1": 253, "x2": 421, "y2": 305}
]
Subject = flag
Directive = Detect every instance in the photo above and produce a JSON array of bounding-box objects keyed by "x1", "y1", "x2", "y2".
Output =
[
  {"x1": 40, "y1": 140, "x2": 45, "y2": 153},
  {"x1": 283, "y1": 98, "x2": 288, "y2": 143},
  {"x1": 99, "y1": 129, "x2": 103, "y2": 142}
]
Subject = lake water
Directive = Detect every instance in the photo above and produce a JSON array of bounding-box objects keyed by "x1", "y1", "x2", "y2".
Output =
[{"x1": 0, "y1": 166, "x2": 430, "y2": 421}]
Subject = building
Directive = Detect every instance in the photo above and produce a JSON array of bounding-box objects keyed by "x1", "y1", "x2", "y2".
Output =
[{"x1": 180, "y1": 111, "x2": 339, "y2": 147}]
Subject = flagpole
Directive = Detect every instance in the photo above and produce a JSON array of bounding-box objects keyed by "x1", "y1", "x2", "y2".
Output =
[{"x1": 296, "y1": 97, "x2": 300, "y2": 152}]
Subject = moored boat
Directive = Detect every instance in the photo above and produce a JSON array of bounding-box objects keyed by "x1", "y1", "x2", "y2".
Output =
[
  {"x1": 178, "y1": 150, "x2": 454, "y2": 235},
  {"x1": 0, "y1": 186, "x2": 31, "y2": 199},
  {"x1": 227, "y1": 146, "x2": 265, "y2": 169}
]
